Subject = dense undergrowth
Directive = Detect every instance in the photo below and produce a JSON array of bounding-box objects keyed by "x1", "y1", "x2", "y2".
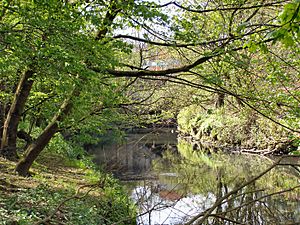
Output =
[
  {"x1": 177, "y1": 105, "x2": 300, "y2": 153},
  {"x1": 0, "y1": 134, "x2": 136, "y2": 225}
]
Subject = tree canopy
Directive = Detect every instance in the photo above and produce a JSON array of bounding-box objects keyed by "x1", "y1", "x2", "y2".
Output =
[{"x1": 0, "y1": 0, "x2": 299, "y2": 175}]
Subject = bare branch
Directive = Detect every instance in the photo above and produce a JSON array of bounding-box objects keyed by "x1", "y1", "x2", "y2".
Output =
[
  {"x1": 113, "y1": 27, "x2": 274, "y2": 48},
  {"x1": 170, "y1": 0, "x2": 289, "y2": 14},
  {"x1": 185, "y1": 157, "x2": 284, "y2": 225},
  {"x1": 106, "y1": 54, "x2": 214, "y2": 76}
]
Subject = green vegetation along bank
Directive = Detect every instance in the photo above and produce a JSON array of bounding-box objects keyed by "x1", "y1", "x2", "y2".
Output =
[
  {"x1": 0, "y1": 152, "x2": 136, "y2": 225},
  {"x1": 177, "y1": 105, "x2": 299, "y2": 154}
]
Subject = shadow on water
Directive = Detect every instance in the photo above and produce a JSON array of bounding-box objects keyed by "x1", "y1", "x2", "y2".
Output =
[{"x1": 89, "y1": 129, "x2": 300, "y2": 225}]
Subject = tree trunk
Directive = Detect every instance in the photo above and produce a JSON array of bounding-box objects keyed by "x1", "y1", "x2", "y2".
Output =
[
  {"x1": 215, "y1": 93, "x2": 225, "y2": 108},
  {"x1": 0, "y1": 70, "x2": 34, "y2": 160},
  {"x1": 0, "y1": 101, "x2": 4, "y2": 145},
  {"x1": 15, "y1": 94, "x2": 73, "y2": 176},
  {"x1": 15, "y1": 0, "x2": 120, "y2": 175},
  {"x1": 0, "y1": 80, "x2": 6, "y2": 151}
]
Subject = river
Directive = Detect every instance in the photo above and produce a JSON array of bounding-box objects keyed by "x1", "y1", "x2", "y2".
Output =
[{"x1": 89, "y1": 128, "x2": 300, "y2": 225}]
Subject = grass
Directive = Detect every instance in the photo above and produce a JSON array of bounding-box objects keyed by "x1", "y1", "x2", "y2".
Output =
[{"x1": 0, "y1": 153, "x2": 136, "y2": 225}]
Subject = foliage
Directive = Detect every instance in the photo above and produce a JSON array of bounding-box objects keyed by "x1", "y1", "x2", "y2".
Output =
[
  {"x1": 0, "y1": 184, "x2": 135, "y2": 225},
  {"x1": 272, "y1": 0, "x2": 300, "y2": 47},
  {"x1": 0, "y1": 0, "x2": 300, "y2": 173},
  {"x1": 0, "y1": 156, "x2": 136, "y2": 225},
  {"x1": 177, "y1": 105, "x2": 294, "y2": 149}
]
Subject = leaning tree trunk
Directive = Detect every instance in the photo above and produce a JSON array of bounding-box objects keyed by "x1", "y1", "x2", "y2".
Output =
[
  {"x1": 0, "y1": 70, "x2": 34, "y2": 160},
  {"x1": 15, "y1": 94, "x2": 73, "y2": 176},
  {"x1": 15, "y1": 0, "x2": 121, "y2": 175}
]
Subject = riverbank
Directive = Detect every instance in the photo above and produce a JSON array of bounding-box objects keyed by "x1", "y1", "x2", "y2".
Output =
[
  {"x1": 177, "y1": 105, "x2": 299, "y2": 155},
  {"x1": 0, "y1": 153, "x2": 136, "y2": 225}
]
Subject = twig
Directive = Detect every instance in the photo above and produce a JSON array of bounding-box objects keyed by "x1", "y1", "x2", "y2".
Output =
[
  {"x1": 214, "y1": 184, "x2": 300, "y2": 216},
  {"x1": 33, "y1": 183, "x2": 102, "y2": 225},
  {"x1": 210, "y1": 214, "x2": 246, "y2": 224},
  {"x1": 185, "y1": 156, "x2": 284, "y2": 225}
]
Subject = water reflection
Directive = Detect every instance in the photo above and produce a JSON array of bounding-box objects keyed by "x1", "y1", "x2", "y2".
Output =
[
  {"x1": 89, "y1": 128, "x2": 177, "y2": 179},
  {"x1": 133, "y1": 186, "x2": 214, "y2": 225},
  {"x1": 90, "y1": 129, "x2": 300, "y2": 225},
  {"x1": 141, "y1": 139, "x2": 300, "y2": 225}
]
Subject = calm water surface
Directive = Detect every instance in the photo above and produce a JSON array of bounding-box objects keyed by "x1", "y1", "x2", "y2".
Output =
[{"x1": 89, "y1": 129, "x2": 300, "y2": 225}]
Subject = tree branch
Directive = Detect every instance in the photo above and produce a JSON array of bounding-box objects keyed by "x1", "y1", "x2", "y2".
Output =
[
  {"x1": 113, "y1": 27, "x2": 274, "y2": 48},
  {"x1": 185, "y1": 156, "x2": 284, "y2": 225},
  {"x1": 170, "y1": 1, "x2": 289, "y2": 14},
  {"x1": 95, "y1": 0, "x2": 122, "y2": 40}
]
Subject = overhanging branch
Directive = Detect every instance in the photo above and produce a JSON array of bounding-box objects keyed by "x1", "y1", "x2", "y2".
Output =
[
  {"x1": 113, "y1": 27, "x2": 275, "y2": 48},
  {"x1": 104, "y1": 37, "x2": 275, "y2": 78},
  {"x1": 168, "y1": 1, "x2": 289, "y2": 13}
]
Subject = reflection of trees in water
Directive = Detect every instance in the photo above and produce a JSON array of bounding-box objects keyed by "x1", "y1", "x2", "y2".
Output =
[
  {"x1": 137, "y1": 139, "x2": 300, "y2": 225},
  {"x1": 91, "y1": 131, "x2": 177, "y2": 179},
  {"x1": 208, "y1": 180, "x2": 299, "y2": 225}
]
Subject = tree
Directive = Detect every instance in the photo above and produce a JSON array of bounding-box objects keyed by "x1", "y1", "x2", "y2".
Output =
[
  {"x1": 0, "y1": 0, "x2": 299, "y2": 176},
  {"x1": 0, "y1": 0, "x2": 174, "y2": 175},
  {"x1": 108, "y1": 0, "x2": 300, "y2": 133},
  {"x1": 0, "y1": 0, "x2": 129, "y2": 175}
]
